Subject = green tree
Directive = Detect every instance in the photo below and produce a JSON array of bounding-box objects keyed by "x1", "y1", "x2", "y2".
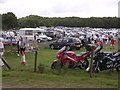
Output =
[
  {"x1": 17, "y1": 14, "x2": 119, "y2": 28},
  {"x1": 18, "y1": 15, "x2": 42, "y2": 28},
  {"x1": 2, "y1": 12, "x2": 18, "y2": 30}
]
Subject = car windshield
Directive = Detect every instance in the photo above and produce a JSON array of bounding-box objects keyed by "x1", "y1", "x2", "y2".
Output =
[
  {"x1": 66, "y1": 38, "x2": 80, "y2": 43},
  {"x1": 72, "y1": 38, "x2": 81, "y2": 42}
]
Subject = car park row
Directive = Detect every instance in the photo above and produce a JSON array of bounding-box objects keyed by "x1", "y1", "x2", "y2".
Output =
[{"x1": 0, "y1": 27, "x2": 119, "y2": 48}]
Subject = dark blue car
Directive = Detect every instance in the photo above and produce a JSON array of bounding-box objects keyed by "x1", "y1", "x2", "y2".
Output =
[{"x1": 49, "y1": 37, "x2": 82, "y2": 50}]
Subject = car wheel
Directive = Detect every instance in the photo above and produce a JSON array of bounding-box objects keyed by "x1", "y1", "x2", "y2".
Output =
[
  {"x1": 116, "y1": 64, "x2": 120, "y2": 72},
  {"x1": 37, "y1": 39, "x2": 41, "y2": 43},
  {"x1": 50, "y1": 45, "x2": 55, "y2": 49},
  {"x1": 76, "y1": 47, "x2": 80, "y2": 50}
]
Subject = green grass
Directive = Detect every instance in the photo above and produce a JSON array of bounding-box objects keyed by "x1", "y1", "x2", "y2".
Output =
[
  {"x1": 2, "y1": 70, "x2": 118, "y2": 88},
  {"x1": 2, "y1": 41, "x2": 119, "y2": 88}
]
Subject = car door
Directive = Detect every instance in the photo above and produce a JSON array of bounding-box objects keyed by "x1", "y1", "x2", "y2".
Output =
[
  {"x1": 62, "y1": 39, "x2": 68, "y2": 47},
  {"x1": 55, "y1": 39, "x2": 63, "y2": 48}
]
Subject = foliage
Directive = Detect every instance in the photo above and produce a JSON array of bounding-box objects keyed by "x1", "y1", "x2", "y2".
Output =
[
  {"x1": 1, "y1": 12, "x2": 120, "y2": 30},
  {"x1": 2, "y1": 12, "x2": 18, "y2": 30},
  {"x1": 38, "y1": 63, "x2": 45, "y2": 73},
  {"x1": 18, "y1": 16, "x2": 119, "y2": 29}
]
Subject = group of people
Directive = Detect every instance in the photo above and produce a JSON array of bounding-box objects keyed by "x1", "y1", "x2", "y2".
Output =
[
  {"x1": 82, "y1": 32, "x2": 119, "y2": 49},
  {"x1": 0, "y1": 36, "x2": 29, "y2": 66}
]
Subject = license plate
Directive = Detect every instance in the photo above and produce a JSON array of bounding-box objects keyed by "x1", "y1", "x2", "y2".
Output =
[{"x1": 76, "y1": 45, "x2": 80, "y2": 47}]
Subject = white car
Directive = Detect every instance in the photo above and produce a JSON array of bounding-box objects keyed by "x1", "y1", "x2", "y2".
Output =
[
  {"x1": 0, "y1": 37, "x2": 4, "y2": 42},
  {"x1": 3, "y1": 37, "x2": 17, "y2": 45},
  {"x1": 47, "y1": 37, "x2": 52, "y2": 41}
]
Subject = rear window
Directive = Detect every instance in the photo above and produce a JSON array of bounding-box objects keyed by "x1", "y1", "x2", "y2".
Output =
[
  {"x1": 57, "y1": 39, "x2": 63, "y2": 43},
  {"x1": 6, "y1": 37, "x2": 15, "y2": 39},
  {"x1": 73, "y1": 38, "x2": 80, "y2": 42},
  {"x1": 67, "y1": 38, "x2": 81, "y2": 43},
  {"x1": 63, "y1": 39, "x2": 68, "y2": 42},
  {"x1": 68, "y1": 39, "x2": 73, "y2": 43}
]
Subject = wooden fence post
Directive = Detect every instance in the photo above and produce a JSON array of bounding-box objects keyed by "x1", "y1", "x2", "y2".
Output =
[
  {"x1": 10, "y1": 36, "x2": 13, "y2": 52},
  {"x1": 34, "y1": 35, "x2": 38, "y2": 72},
  {"x1": 0, "y1": 55, "x2": 11, "y2": 70},
  {"x1": 89, "y1": 46, "x2": 94, "y2": 78},
  {"x1": 34, "y1": 50, "x2": 37, "y2": 72}
]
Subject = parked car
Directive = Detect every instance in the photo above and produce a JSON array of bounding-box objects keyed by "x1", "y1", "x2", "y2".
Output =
[
  {"x1": 3, "y1": 37, "x2": 18, "y2": 45},
  {"x1": 55, "y1": 31, "x2": 63, "y2": 39},
  {"x1": 49, "y1": 37, "x2": 82, "y2": 50},
  {"x1": 45, "y1": 31, "x2": 56, "y2": 38},
  {"x1": 0, "y1": 37, "x2": 4, "y2": 42},
  {"x1": 47, "y1": 37, "x2": 52, "y2": 41}
]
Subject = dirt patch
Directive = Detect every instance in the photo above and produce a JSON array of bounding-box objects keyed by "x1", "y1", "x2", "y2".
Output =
[
  {"x1": 2, "y1": 84, "x2": 31, "y2": 88},
  {"x1": 2, "y1": 83, "x2": 51, "y2": 88}
]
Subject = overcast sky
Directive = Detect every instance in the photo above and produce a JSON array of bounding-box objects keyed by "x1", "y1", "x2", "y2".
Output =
[{"x1": 0, "y1": 0, "x2": 119, "y2": 18}]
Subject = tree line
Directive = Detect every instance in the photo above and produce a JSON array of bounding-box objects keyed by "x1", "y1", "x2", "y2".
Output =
[{"x1": 1, "y1": 12, "x2": 120, "y2": 30}]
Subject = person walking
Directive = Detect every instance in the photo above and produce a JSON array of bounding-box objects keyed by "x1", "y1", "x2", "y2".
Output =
[
  {"x1": 104, "y1": 35, "x2": 108, "y2": 44},
  {"x1": 19, "y1": 36, "x2": 27, "y2": 66},
  {"x1": 110, "y1": 37, "x2": 115, "y2": 49},
  {"x1": 24, "y1": 37, "x2": 29, "y2": 52},
  {"x1": 17, "y1": 36, "x2": 22, "y2": 56}
]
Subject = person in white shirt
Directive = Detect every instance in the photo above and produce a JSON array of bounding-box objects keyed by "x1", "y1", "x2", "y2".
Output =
[
  {"x1": 99, "y1": 35, "x2": 103, "y2": 43},
  {"x1": 19, "y1": 36, "x2": 27, "y2": 66},
  {"x1": 104, "y1": 35, "x2": 108, "y2": 44},
  {"x1": 0, "y1": 39, "x2": 4, "y2": 66}
]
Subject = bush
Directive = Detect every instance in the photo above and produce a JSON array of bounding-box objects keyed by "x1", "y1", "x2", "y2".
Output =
[{"x1": 38, "y1": 63, "x2": 45, "y2": 73}]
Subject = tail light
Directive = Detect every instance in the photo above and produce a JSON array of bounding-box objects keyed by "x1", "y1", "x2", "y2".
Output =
[
  {"x1": 71, "y1": 42, "x2": 75, "y2": 45},
  {"x1": 94, "y1": 47, "x2": 96, "y2": 50}
]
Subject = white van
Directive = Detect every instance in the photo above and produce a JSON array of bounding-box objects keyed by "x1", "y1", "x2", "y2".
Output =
[{"x1": 19, "y1": 28, "x2": 48, "y2": 42}]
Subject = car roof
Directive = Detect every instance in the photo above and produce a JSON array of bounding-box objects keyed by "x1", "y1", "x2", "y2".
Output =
[{"x1": 63, "y1": 37, "x2": 78, "y2": 40}]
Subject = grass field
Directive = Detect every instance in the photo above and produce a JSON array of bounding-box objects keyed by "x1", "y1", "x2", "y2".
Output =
[{"x1": 1, "y1": 41, "x2": 119, "y2": 88}]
